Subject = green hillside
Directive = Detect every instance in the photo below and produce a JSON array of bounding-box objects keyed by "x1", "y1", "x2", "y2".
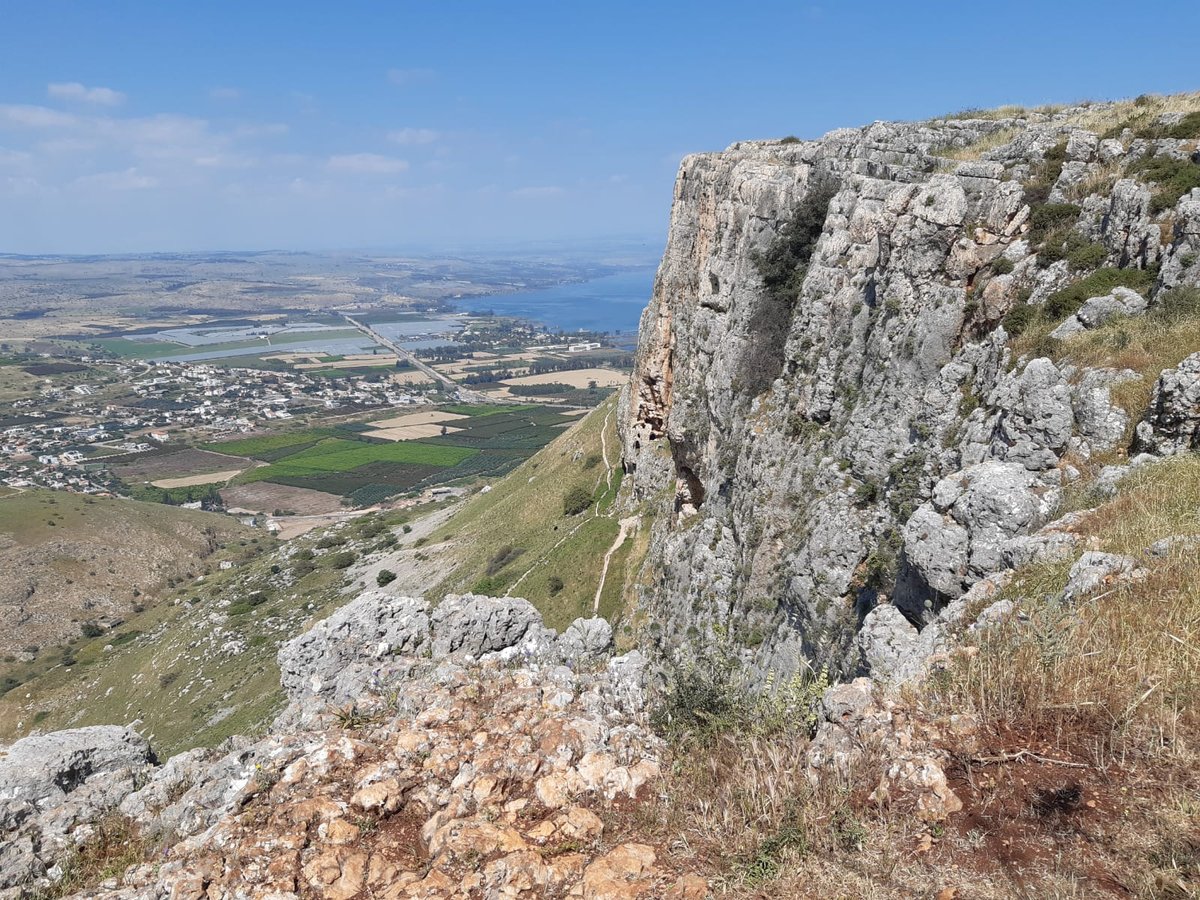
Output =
[{"x1": 415, "y1": 394, "x2": 651, "y2": 633}]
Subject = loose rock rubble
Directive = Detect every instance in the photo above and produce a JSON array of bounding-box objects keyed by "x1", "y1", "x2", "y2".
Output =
[
  {"x1": 806, "y1": 678, "x2": 967, "y2": 823},
  {"x1": 2, "y1": 593, "x2": 703, "y2": 900}
]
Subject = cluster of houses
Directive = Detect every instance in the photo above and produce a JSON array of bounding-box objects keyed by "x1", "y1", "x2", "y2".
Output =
[{"x1": 1, "y1": 354, "x2": 434, "y2": 496}]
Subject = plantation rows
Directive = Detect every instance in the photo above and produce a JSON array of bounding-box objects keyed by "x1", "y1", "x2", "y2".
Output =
[{"x1": 204, "y1": 404, "x2": 579, "y2": 504}]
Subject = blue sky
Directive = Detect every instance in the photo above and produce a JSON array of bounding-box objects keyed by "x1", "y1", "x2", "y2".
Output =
[{"x1": 1, "y1": 1, "x2": 1196, "y2": 254}]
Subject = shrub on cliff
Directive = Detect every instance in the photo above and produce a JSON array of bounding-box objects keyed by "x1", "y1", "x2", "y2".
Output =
[
  {"x1": 742, "y1": 175, "x2": 840, "y2": 395},
  {"x1": 651, "y1": 637, "x2": 829, "y2": 745},
  {"x1": 562, "y1": 484, "x2": 593, "y2": 516},
  {"x1": 1127, "y1": 152, "x2": 1200, "y2": 213}
]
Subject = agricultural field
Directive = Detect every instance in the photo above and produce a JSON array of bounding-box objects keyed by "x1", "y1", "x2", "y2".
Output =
[
  {"x1": 109, "y1": 448, "x2": 253, "y2": 483},
  {"x1": 219, "y1": 481, "x2": 345, "y2": 516},
  {"x1": 501, "y1": 367, "x2": 627, "y2": 388},
  {"x1": 205, "y1": 404, "x2": 578, "y2": 505}
]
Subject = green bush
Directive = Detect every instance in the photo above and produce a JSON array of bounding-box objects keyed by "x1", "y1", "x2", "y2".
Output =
[
  {"x1": 1127, "y1": 153, "x2": 1200, "y2": 214},
  {"x1": 651, "y1": 639, "x2": 830, "y2": 745},
  {"x1": 376, "y1": 569, "x2": 397, "y2": 587},
  {"x1": 562, "y1": 484, "x2": 593, "y2": 516},
  {"x1": 1150, "y1": 285, "x2": 1200, "y2": 323},
  {"x1": 1065, "y1": 240, "x2": 1107, "y2": 271},
  {"x1": 80, "y1": 622, "x2": 103, "y2": 639},
  {"x1": 991, "y1": 256, "x2": 1015, "y2": 275},
  {"x1": 547, "y1": 575, "x2": 564, "y2": 595},
  {"x1": 1134, "y1": 110, "x2": 1200, "y2": 140},
  {"x1": 1022, "y1": 140, "x2": 1068, "y2": 207},
  {"x1": 1042, "y1": 266, "x2": 1157, "y2": 321},
  {"x1": 470, "y1": 575, "x2": 503, "y2": 594},
  {"x1": 326, "y1": 550, "x2": 358, "y2": 569},
  {"x1": 1002, "y1": 303, "x2": 1039, "y2": 336},
  {"x1": 1027, "y1": 202, "x2": 1080, "y2": 245}
]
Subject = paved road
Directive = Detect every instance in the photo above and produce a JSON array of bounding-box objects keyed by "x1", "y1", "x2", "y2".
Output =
[{"x1": 341, "y1": 314, "x2": 498, "y2": 404}]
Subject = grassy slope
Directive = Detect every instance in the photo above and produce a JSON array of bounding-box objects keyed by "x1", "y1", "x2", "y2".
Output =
[
  {"x1": 0, "y1": 399, "x2": 643, "y2": 757},
  {"x1": 0, "y1": 490, "x2": 252, "y2": 658},
  {"x1": 0, "y1": 509, "x2": 420, "y2": 756},
  {"x1": 414, "y1": 394, "x2": 647, "y2": 633}
]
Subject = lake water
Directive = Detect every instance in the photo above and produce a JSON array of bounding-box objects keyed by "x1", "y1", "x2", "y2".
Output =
[{"x1": 452, "y1": 267, "x2": 655, "y2": 334}]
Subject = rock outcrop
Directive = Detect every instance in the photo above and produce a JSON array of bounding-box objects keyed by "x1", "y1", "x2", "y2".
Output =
[
  {"x1": 1135, "y1": 351, "x2": 1200, "y2": 455},
  {"x1": 0, "y1": 727, "x2": 155, "y2": 891},
  {"x1": 619, "y1": 101, "x2": 1200, "y2": 684},
  {"x1": 1, "y1": 592, "x2": 672, "y2": 900}
]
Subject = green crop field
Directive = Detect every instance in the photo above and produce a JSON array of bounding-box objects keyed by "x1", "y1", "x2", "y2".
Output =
[
  {"x1": 241, "y1": 437, "x2": 475, "y2": 479},
  {"x1": 207, "y1": 430, "x2": 340, "y2": 459},
  {"x1": 439, "y1": 402, "x2": 538, "y2": 417},
  {"x1": 202, "y1": 405, "x2": 585, "y2": 506}
]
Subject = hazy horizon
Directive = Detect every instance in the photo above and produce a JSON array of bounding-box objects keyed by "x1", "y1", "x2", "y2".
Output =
[{"x1": 2, "y1": 1, "x2": 1197, "y2": 255}]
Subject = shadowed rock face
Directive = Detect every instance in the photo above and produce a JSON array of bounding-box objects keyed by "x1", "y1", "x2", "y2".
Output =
[{"x1": 619, "y1": 107, "x2": 1200, "y2": 680}]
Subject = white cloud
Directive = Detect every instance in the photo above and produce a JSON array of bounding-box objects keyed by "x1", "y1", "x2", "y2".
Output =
[
  {"x1": 0, "y1": 104, "x2": 79, "y2": 128},
  {"x1": 73, "y1": 168, "x2": 157, "y2": 190},
  {"x1": 37, "y1": 137, "x2": 98, "y2": 154},
  {"x1": 510, "y1": 185, "x2": 565, "y2": 198},
  {"x1": 193, "y1": 153, "x2": 257, "y2": 169},
  {"x1": 327, "y1": 153, "x2": 409, "y2": 174},
  {"x1": 209, "y1": 87, "x2": 241, "y2": 101},
  {"x1": 233, "y1": 122, "x2": 289, "y2": 139},
  {"x1": 387, "y1": 68, "x2": 434, "y2": 87},
  {"x1": 48, "y1": 82, "x2": 125, "y2": 106},
  {"x1": 0, "y1": 148, "x2": 32, "y2": 167},
  {"x1": 388, "y1": 127, "x2": 439, "y2": 145}
]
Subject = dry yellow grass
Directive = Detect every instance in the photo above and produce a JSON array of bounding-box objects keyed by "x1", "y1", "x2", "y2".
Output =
[
  {"x1": 929, "y1": 454, "x2": 1200, "y2": 765},
  {"x1": 389, "y1": 370, "x2": 436, "y2": 385},
  {"x1": 151, "y1": 469, "x2": 244, "y2": 488},
  {"x1": 1062, "y1": 91, "x2": 1200, "y2": 136},
  {"x1": 368, "y1": 410, "x2": 468, "y2": 429},
  {"x1": 501, "y1": 367, "x2": 627, "y2": 388},
  {"x1": 936, "y1": 126, "x2": 1021, "y2": 161},
  {"x1": 1010, "y1": 289, "x2": 1200, "y2": 456}
]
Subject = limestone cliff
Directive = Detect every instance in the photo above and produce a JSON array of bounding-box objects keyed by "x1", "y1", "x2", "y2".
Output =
[{"x1": 621, "y1": 98, "x2": 1200, "y2": 679}]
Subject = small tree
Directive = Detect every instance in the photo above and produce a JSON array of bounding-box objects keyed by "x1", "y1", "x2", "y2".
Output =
[
  {"x1": 562, "y1": 484, "x2": 593, "y2": 516},
  {"x1": 376, "y1": 569, "x2": 397, "y2": 587}
]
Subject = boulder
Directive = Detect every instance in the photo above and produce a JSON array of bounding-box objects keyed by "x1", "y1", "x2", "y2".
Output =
[
  {"x1": 1050, "y1": 287, "x2": 1147, "y2": 338},
  {"x1": 556, "y1": 617, "x2": 614, "y2": 663},
  {"x1": 1134, "y1": 352, "x2": 1200, "y2": 455},
  {"x1": 857, "y1": 604, "x2": 920, "y2": 682},
  {"x1": 430, "y1": 594, "x2": 547, "y2": 659},
  {"x1": 1063, "y1": 551, "x2": 1137, "y2": 601},
  {"x1": 899, "y1": 461, "x2": 1059, "y2": 615},
  {"x1": 0, "y1": 726, "x2": 155, "y2": 890},
  {"x1": 1070, "y1": 368, "x2": 1136, "y2": 452},
  {"x1": 278, "y1": 591, "x2": 430, "y2": 701}
]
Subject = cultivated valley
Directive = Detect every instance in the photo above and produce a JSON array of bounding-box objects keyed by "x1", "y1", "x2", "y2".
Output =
[{"x1": 3, "y1": 19, "x2": 1200, "y2": 899}]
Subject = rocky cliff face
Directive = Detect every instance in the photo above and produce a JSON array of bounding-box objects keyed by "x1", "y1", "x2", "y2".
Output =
[{"x1": 621, "y1": 100, "x2": 1200, "y2": 679}]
